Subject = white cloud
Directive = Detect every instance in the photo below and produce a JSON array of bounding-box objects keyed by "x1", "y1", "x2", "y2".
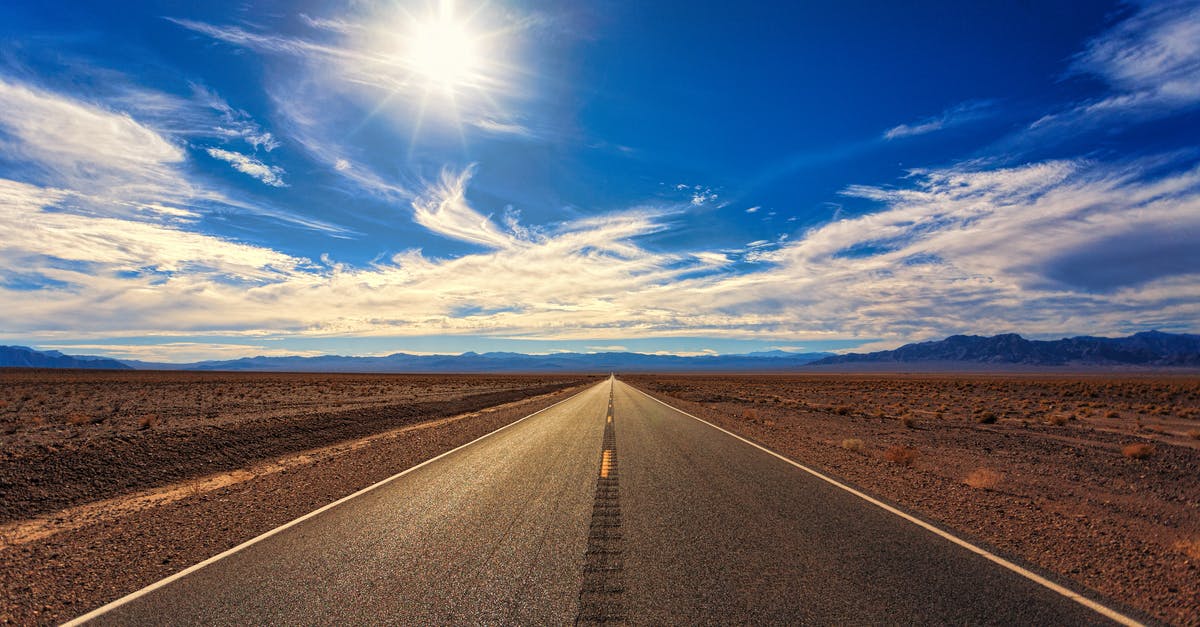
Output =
[
  {"x1": 0, "y1": 178, "x2": 301, "y2": 278},
  {"x1": 189, "y1": 83, "x2": 280, "y2": 151},
  {"x1": 1, "y1": 148, "x2": 1196, "y2": 347},
  {"x1": 745, "y1": 206, "x2": 759, "y2": 213},
  {"x1": 0, "y1": 78, "x2": 184, "y2": 191},
  {"x1": 1034, "y1": 0, "x2": 1200, "y2": 129},
  {"x1": 692, "y1": 252, "x2": 730, "y2": 266},
  {"x1": 690, "y1": 188, "x2": 717, "y2": 206},
  {"x1": 205, "y1": 147, "x2": 288, "y2": 187},
  {"x1": 39, "y1": 342, "x2": 324, "y2": 362},
  {"x1": 884, "y1": 100, "x2": 993, "y2": 140},
  {"x1": 472, "y1": 118, "x2": 535, "y2": 137},
  {"x1": 0, "y1": 75, "x2": 346, "y2": 235},
  {"x1": 410, "y1": 167, "x2": 516, "y2": 248}
]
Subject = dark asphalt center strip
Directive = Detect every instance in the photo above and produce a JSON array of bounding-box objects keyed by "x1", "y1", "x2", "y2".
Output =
[{"x1": 576, "y1": 382, "x2": 625, "y2": 625}]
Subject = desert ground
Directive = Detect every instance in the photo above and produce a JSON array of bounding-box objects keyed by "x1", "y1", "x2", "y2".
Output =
[
  {"x1": 0, "y1": 370, "x2": 596, "y2": 623},
  {"x1": 2, "y1": 370, "x2": 1198, "y2": 624},
  {"x1": 624, "y1": 373, "x2": 1200, "y2": 625}
]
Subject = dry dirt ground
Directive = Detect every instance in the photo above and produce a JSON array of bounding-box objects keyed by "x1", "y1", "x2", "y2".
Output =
[
  {"x1": 0, "y1": 370, "x2": 596, "y2": 624},
  {"x1": 623, "y1": 373, "x2": 1200, "y2": 626}
]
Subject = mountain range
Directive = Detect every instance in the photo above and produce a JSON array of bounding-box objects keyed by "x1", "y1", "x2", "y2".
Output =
[
  {"x1": 0, "y1": 346, "x2": 834, "y2": 373},
  {"x1": 808, "y1": 331, "x2": 1200, "y2": 367},
  {"x1": 0, "y1": 345, "x2": 132, "y2": 370},
  {"x1": 2, "y1": 331, "x2": 1197, "y2": 372}
]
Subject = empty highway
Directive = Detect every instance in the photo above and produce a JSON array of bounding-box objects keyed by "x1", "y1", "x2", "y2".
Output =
[{"x1": 69, "y1": 378, "x2": 1137, "y2": 625}]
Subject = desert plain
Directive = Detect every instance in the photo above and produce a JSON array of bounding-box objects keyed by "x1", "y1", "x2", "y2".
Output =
[{"x1": 1, "y1": 370, "x2": 1197, "y2": 624}]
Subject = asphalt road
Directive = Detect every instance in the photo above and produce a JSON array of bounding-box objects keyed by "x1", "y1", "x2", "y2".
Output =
[{"x1": 75, "y1": 377, "x2": 1131, "y2": 626}]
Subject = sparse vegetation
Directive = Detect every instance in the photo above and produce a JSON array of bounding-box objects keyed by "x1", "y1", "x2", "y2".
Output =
[
  {"x1": 840, "y1": 438, "x2": 864, "y2": 452},
  {"x1": 1187, "y1": 429, "x2": 1200, "y2": 440},
  {"x1": 964, "y1": 468, "x2": 1003, "y2": 490},
  {"x1": 899, "y1": 414, "x2": 916, "y2": 429},
  {"x1": 1122, "y1": 443, "x2": 1155, "y2": 459},
  {"x1": 1175, "y1": 538, "x2": 1200, "y2": 561},
  {"x1": 1045, "y1": 414, "x2": 1068, "y2": 426},
  {"x1": 741, "y1": 408, "x2": 759, "y2": 421},
  {"x1": 883, "y1": 445, "x2": 917, "y2": 466},
  {"x1": 1, "y1": 370, "x2": 586, "y2": 439},
  {"x1": 976, "y1": 411, "x2": 997, "y2": 424},
  {"x1": 138, "y1": 414, "x2": 158, "y2": 430}
]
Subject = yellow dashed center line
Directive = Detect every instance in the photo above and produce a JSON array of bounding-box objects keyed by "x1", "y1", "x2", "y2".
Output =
[{"x1": 600, "y1": 450, "x2": 614, "y2": 478}]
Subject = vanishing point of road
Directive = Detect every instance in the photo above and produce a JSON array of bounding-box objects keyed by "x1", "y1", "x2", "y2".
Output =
[{"x1": 68, "y1": 378, "x2": 1141, "y2": 626}]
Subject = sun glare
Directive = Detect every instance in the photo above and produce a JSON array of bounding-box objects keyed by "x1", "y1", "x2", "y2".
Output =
[{"x1": 407, "y1": 11, "x2": 480, "y2": 90}]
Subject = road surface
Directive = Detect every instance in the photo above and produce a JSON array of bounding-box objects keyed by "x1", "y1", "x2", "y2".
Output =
[{"x1": 73, "y1": 378, "x2": 1133, "y2": 625}]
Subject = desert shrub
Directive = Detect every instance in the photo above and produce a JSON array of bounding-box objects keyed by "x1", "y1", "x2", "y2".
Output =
[
  {"x1": 1045, "y1": 414, "x2": 1068, "y2": 426},
  {"x1": 1187, "y1": 429, "x2": 1200, "y2": 440},
  {"x1": 1105, "y1": 410, "x2": 1120, "y2": 419},
  {"x1": 884, "y1": 445, "x2": 918, "y2": 466},
  {"x1": 840, "y1": 438, "x2": 864, "y2": 452},
  {"x1": 834, "y1": 405, "x2": 852, "y2": 416},
  {"x1": 138, "y1": 414, "x2": 158, "y2": 430},
  {"x1": 67, "y1": 413, "x2": 92, "y2": 426},
  {"x1": 899, "y1": 414, "x2": 916, "y2": 429},
  {"x1": 1175, "y1": 538, "x2": 1200, "y2": 560},
  {"x1": 740, "y1": 408, "x2": 759, "y2": 422},
  {"x1": 1121, "y1": 443, "x2": 1155, "y2": 459},
  {"x1": 977, "y1": 412, "x2": 997, "y2": 424},
  {"x1": 964, "y1": 468, "x2": 1003, "y2": 490}
]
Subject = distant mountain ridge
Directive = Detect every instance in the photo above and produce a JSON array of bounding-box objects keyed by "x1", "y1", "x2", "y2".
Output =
[
  {"x1": 0, "y1": 346, "x2": 132, "y2": 370},
  {"x1": 810, "y1": 331, "x2": 1200, "y2": 367},
  {"x1": 5, "y1": 332, "x2": 1198, "y2": 372},
  {"x1": 130, "y1": 350, "x2": 836, "y2": 373},
  {"x1": 2, "y1": 346, "x2": 833, "y2": 372}
]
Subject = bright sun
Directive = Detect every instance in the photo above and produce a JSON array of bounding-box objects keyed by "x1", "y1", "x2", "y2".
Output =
[{"x1": 407, "y1": 11, "x2": 481, "y2": 90}]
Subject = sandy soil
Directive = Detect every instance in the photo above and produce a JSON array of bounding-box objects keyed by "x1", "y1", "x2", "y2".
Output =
[
  {"x1": 623, "y1": 373, "x2": 1200, "y2": 626},
  {"x1": 0, "y1": 370, "x2": 590, "y2": 521},
  {"x1": 0, "y1": 374, "x2": 594, "y2": 624}
]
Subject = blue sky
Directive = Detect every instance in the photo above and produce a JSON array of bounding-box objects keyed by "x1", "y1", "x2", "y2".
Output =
[{"x1": 0, "y1": 0, "x2": 1198, "y2": 362}]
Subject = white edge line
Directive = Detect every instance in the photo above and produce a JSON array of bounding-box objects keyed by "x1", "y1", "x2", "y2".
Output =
[
  {"x1": 62, "y1": 381, "x2": 603, "y2": 627},
  {"x1": 621, "y1": 381, "x2": 1144, "y2": 627}
]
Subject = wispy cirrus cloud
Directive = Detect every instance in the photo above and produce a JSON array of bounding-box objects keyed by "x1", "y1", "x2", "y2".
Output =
[
  {"x1": 3, "y1": 152, "x2": 1197, "y2": 346},
  {"x1": 883, "y1": 100, "x2": 994, "y2": 140},
  {"x1": 471, "y1": 117, "x2": 536, "y2": 138},
  {"x1": 40, "y1": 342, "x2": 324, "y2": 362},
  {"x1": 0, "y1": 74, "x2": 340, "y2": 230},
  {"x1": 0, "y1": 78, "x2": 184, "y2": 193},
  {"x1": 189, "y1": 83, "x2": 279, "y2": 151},
  {"x1": 1033, "y1": 0, "x2": 1200, "y2": 130},
  {"x1": 205, "y1": 147, "x2": 287, "y2": 187},
  {"x1": 411, "y1": 167, "x2": 516, "y2": 248}
]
